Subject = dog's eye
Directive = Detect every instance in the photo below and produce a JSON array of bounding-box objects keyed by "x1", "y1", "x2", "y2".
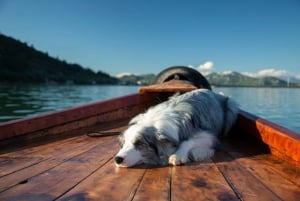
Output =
[
  {"x1": 118, "y1": 134, "x2": 125, "y2": 147},
  {"x1": 133, "y1": 139, "x2": 144, "y2": 147}
]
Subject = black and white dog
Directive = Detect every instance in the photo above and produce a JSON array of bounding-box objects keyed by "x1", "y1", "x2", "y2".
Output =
[{"x1": 115, "y1": 89, "x2": 238, "y2": 167}]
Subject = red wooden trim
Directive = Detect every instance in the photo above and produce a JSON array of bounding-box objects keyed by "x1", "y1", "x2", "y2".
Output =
[
  {"x1": 139, "y1": 80, "x2": 197, "y2": 93},
  {"x1": 0, "y1": 93, "x2": 156, "y2": 141},
  {"x1": 237, "y1": 110, "x2": 300, "y2": 163}
]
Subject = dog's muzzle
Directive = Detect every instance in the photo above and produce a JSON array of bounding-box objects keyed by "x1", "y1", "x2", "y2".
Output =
[{"x1": 114, "y1": 156, "x2": 124, "y2": 165}]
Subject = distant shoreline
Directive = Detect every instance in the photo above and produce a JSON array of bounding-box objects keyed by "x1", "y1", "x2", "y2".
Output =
[{"x1": 1, "y1": 81, "x2": 299, "y2": 88}]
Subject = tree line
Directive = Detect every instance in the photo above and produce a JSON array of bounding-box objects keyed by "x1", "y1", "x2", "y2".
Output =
[{"x1": 0, "y1": 34, "x2": 118, "y2": 85}]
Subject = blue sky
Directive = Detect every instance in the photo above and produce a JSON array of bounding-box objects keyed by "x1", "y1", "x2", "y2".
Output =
[{"x1": 0, "y1": 0, "x2": 300, "y2": 78}]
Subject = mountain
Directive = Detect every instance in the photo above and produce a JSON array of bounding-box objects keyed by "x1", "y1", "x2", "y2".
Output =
[
  {"x1": 0, "y1": 34, "x2": 118, "y2": 85},
  {"x1": 118, "y1": 71, "x2": 300, "y2": 87},
  {"x1": 206, "y1": 71, "x2": 300, "y2": 87},
  {"x1": 206, "y1": 71, "x2": 287, "y2": 87},
  {"x1": 206, "y1": 72, "x2": 257, "y2": 87},
  {"x1": 286, "y1": 76, "x2": 300, "y2": 84},
  {"x1": 118, "y1": 73, "x2": 155, "y2": 85}
]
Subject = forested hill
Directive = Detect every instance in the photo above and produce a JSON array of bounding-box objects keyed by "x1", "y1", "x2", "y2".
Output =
[
  {"x1": 0, "y1": 34, "x2": 118, "y2": 84},
  {"x1": 205, "y1": 72, "x2": 294, "y2": 87}
]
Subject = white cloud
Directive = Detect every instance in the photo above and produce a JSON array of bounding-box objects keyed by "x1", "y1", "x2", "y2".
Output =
[
  {"x1": 221, "y1": 71, "x2": 234, "y2": 75},
  {"x1": 197, "y1": 61, "x2": 214, "y2": 72},
  {"x1": 242, "y1": 68, "x2": 289, "y2": 78},
  {"x1": 188, "y1": 61, "x2": 214, "y2": 76},
  {"x1": 242, "y1": 72, "x2": 257, "y2": 77},
  {"x1": 257, "y1": 69, "x2": 289, "y2": 77},
  {"x1": 115, "y1": 72, "x2": 135, "y2": 78}
]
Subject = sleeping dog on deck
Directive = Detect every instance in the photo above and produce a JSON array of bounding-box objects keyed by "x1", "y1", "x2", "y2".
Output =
[{"x1": 114, "y1": 89, "x2": 238, "y2": 167}]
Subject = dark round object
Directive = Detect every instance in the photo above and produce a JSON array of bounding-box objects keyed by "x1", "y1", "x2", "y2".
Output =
[{"x1": 154, "y1": 66, "x2": 212, "y2": 90}]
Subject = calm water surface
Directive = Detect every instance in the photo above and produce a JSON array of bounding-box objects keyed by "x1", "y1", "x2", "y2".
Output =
[
  {"x1": 0, "y1": 84, "x2": 138, "y2": 121},
  {"x1": 0, "y1": 84, "x2": 299, "y2": 133},
  {"x1": 214, "y1": 87, "x2": 300, "y2": 133}
]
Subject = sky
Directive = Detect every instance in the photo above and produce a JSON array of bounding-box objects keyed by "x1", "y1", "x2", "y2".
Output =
[{"x1": 0, "y1": 0, "x2": 300, "y2": 78}]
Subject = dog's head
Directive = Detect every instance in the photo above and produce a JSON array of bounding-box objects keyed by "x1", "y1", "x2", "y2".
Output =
[{"x1": 115, "y1": 124, "x2": 178, "y2": 167}]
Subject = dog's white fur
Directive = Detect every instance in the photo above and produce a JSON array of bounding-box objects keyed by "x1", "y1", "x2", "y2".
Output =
[{"x1": 115, "y1": 89, "x2": 239, "y2": 167}]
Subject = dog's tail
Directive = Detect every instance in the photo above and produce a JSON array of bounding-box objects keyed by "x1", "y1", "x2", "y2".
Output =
[{"x1": 222, "y1": 96, "x2": 239, "y2": 136}]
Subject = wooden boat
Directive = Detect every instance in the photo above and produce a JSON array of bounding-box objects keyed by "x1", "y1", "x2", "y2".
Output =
[{"x1": 0, "y1": 67, "x2": 299, "y2": 201}]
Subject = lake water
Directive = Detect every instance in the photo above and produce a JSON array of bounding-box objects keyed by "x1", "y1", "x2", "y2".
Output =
[{"x1": 0, "y1": 84, "x2": 299, "y2": 133}]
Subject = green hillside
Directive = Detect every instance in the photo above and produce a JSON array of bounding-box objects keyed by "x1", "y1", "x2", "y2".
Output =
[
  {"x1": 206, "y1": 72, "x2": 291, "y2": 87},
  {"x1": 0, "y1": 34, "x2": 118, "y2": 84},
  {"x1": 118, "y1": 74, "x2": 155, "y2": 85},
  {"x1": 119, "y1": 71, "x2": 300, "y2": 87}
]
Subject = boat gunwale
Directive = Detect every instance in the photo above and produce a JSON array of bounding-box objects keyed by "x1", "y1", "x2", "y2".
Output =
[
  {"x1": 237, "y1": 109, "x2": 300, "y2": 163},
  {"x1": 0, "y1": 92, "x2": 160, "y2": 141}
]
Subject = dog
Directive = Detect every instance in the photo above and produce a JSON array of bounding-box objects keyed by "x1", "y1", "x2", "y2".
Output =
[{"x1": 114, "y1": 89, "x2": 238, "y2": 167}]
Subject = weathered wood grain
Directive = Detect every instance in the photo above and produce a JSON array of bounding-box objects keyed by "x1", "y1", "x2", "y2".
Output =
[
  {"x1": 57, "y1": 160, "x2": 146, "y2": 201},
  {"x1": 139, "y1": 80, "x2": 197, "y2": 93},
  {"x1": 132, "y1": 167, "x2": 171, "y2": 201},
  {"x1": 0, "y1": 135, "x2": 103, "y2": 192},
  {"x1": 171, "y1": 161, "x2": 238, "y2": 201},
  {"x1": 0, "y1": 136, "x2": 118, "y2": 200},
  {"x1": 228, "y1": 151, "x2": 300, "y2": 201},
  {"x1": 213, "y1": 151, "x2": 282, "y2": 201}
]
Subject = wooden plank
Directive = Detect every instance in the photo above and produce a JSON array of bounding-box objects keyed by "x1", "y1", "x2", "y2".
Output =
[
  {"x1": 139, "y1": 80, "x2": 197, "y2": 93},
  {"x1": 171, "y1": 161, "x2": 238, "y2": 201},
  {"x1": 86, "y1": 120, "x2": 128, "y2": 137},
  {"x1": 0, "y1": 118, "x2": 128, "y2": 156},
  {"x1": 0, "y1": 133, "x2": 84, "y2": 155},
  {"x1": 237, "y1": 110, "x2": 300, "y2": 163},
  {"x1": 0, "y1": 135, "x2": 95, "y2": 179},
  {"x1": 132, "y1": 167, "x2": 171, "y2": 201},
  {"x1": 0, "y1": 136, "x2": 119, "y2": 201},
  {"x1": 0, "y1": 158, "x2": 62, "y2": 193},
  {"x1": 0, "y1": 136, "x2": 104, "y2": 192},
  {"x1": 213, "y1": 151, "x2": 282, "y2": 201},
  {"x1": 56, "y1": 160, "x2": 146, "y2": 201},
  {"x1": 0, "y1": 157, "x2": 44, "y2": 177},
  {"x1": 0, "y1": 135, "x2": 94, "y2": 158},
  {"x1": 226, "y1": 151, "x2": 300, "y2": 201},
  {"x1": 251, "y1": 154, "x2": 300, "y2": 186},
  {"x1": 223, "y1": 137, "x2": 300, "y2": 187}
]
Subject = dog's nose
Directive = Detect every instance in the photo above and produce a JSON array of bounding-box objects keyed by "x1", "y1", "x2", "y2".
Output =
[{"x1": 115, "y1": 156, "x2": 124, "y2": 164}]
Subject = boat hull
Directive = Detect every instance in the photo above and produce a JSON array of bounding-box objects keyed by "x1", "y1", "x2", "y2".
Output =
[{"x1": 0, "y1": 83, "x2": 299, "y2": 200}]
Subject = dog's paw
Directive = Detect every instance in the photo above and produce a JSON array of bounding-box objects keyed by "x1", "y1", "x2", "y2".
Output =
[
  {"x1": 168, "y1": 154, "x2": 181, "y2": 166},
  {"x1": 168, "y1": 154, "x2": 187, "y2": 166},
  {"x1": 189, "y1": 148, "x2": 215, "y2": 162}
]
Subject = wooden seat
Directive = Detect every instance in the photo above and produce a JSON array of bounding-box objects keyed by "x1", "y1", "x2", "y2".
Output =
[{"x1": 139, "y1": 80, "x2": 197, "y2": 93}]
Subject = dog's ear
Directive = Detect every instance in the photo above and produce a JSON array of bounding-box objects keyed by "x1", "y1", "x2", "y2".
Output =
[
  {"x1": 118, "y1": 133, "x2": 125, "y2": 147},
  {"x1": 156, "y1": 133, "x2": 178, "y2": 147},
  {"x1": 129, "y1": 113, "x2": 144, "y2": 125},
  {"x1": 155, "y1": 133, "x2": 178, "y2": 162}
]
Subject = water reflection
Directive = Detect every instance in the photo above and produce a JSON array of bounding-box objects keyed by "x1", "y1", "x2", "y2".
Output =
[
  {"x1": 0, "y1": 84, "x2": 138, "y2": 121},
  {"x1": 215, "y1": 87, "x2": 300, "y2": 133}
]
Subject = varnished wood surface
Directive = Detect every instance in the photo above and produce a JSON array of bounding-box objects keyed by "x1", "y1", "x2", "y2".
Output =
[
  {"x1": 237, "y1": 110, "x2": 300, "y2": 163},
  {"x1": 0, "y1": 123, "x2": 299, "y2": 201},
  {"x1": 139, "y1": 80, "x2": 197, "y2": 93}
]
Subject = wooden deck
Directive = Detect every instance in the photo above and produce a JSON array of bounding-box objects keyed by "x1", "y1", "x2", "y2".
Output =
[{"x1": 0, "y1": 119, "x2": 299, "y2": 201}]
